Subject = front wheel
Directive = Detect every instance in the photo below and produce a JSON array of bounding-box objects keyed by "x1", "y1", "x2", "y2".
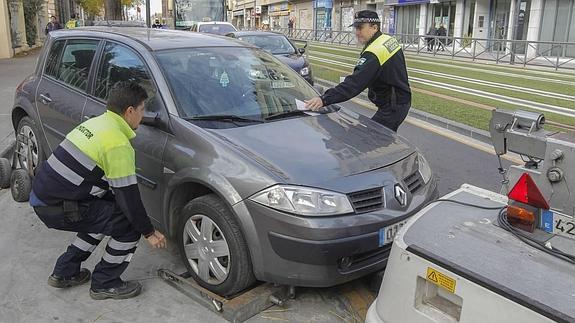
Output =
[{"x1": 177, "y1": 194, "x2": 256, "y2": 296}]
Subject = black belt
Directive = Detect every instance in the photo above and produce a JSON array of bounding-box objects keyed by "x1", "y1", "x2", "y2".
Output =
[{"x1": 35, "y1": 200, "x2": 84, "y2": 222}]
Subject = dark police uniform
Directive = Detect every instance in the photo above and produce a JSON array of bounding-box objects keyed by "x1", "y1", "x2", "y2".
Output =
[
  {"x1": 30, "y1": 111, "x2": 154, "y2": 290},
  {"x1": 320, "y1": 29, "x2": 411, "y2": 131}
]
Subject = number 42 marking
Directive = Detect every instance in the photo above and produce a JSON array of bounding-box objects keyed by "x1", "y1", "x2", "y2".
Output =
[{"x1": 555, "y1": 219, "x2": 575, "y2": 235}]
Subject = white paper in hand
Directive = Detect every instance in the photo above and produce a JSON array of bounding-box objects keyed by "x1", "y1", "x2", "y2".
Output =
[{"x1": 295, "y1": 99, "x2": 307, "y2": 111}]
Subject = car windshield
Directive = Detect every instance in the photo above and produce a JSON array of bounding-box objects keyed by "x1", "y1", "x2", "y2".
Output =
[
  {"x1": 198, "y1": 24, "x2": 236, "y2": 35},
  {"x1": 238, "y1": 35, "x2": 296, "y2": 55},
  {"x1": 155, "y1": 47, "x2": 318, "y2": 121}
]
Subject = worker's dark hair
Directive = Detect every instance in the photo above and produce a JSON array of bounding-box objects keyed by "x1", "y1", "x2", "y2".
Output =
[
  {"x1": 70, "y1": 13, "x2": 76, "y2": 19},
  {"x1": 369, "y1": 22, "x2": 381, "y2": 31},
  {"x1": 107, "y1": 81, "x2": 148, "y2": 115}
]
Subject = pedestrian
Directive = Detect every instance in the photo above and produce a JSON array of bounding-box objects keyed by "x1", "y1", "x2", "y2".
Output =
[
  {"x1": 66, "y1": 14, "x2": 79, "y2": 29},
  {"x1": 30, "y1": 81, "x2": 167, "y2": 300},
  {"x1": 45, "y1": 16, "x2": 62, "y2": 35},
  {"x1": 426, "y1": 25, "x2": 436, "y2": 51},
  {"x1": 437, "y1": 24, "x2": 447, "y2": 51},
  {"x1": 288, "y1": 17, "x2": 294, "y2": 36},
  {"x1": 305, "y1": 10, "x2": 411, "y2": 132}
]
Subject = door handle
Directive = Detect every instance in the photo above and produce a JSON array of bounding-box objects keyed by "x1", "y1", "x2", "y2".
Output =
[{"x1": 39, "y1": 93, "x2": 52, "y2": 104}]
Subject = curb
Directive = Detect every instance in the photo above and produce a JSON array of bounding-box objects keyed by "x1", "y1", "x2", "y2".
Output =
[{"x1": 315, "y1": 78, "x2": 492, "y2": 145}]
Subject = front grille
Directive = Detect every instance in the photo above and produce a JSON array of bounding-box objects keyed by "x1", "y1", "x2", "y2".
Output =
[
  {"x1": 338, "y1": 243, "x2": 393, "y2": 274},
  {"x1": 404, "y1": 171, "x2": 424, "y2": 193},
  {"x1": 349, "y1": 187, "x2": 384, "y2": 214}
]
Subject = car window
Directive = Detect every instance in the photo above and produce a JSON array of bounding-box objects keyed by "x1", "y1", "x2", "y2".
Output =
[
  {"x1": 198, "y1": 24, "x2": 236, "y2": 35},
  {"x1": 156, "y1": 47, "x2": 317, "y2": 121},
  {"x1": 52, "y1": 39, "x2": 99, "y2": 91},
  {"x1": 44, "y1": 40, "x2": 66, "y2": 78},
  {"x1": 94, "y1": 42, "x2": 156, "y2": 103},
  {"x1": 238, "y1": 35, "x2": 296, "y2": 55}
]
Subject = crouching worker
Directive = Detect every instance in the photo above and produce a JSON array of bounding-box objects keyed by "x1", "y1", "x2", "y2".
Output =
[{"x1": 30, "y1": 81, "x2": 166, "y2": 300}]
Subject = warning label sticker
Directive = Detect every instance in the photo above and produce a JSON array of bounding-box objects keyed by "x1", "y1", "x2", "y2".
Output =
[{"x1": 426, "y1": 267, "x2": 456, "y2": 293}]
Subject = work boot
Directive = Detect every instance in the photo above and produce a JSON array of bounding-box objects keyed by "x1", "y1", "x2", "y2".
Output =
[
  {"x1": 89, "y1": 280, "x2": 142, "y2": 300},
  {"x1": 47, "y1": 268, "x2": 91, "y2": 288}
]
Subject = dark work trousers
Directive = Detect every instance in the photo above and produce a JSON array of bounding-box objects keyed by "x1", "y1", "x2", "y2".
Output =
[
  {"x1": 371, "y1": 89, "x2": 411, "y2": 132},
  {"x1": 33, "y1": 199, "x2": 141, "y2": 289}
]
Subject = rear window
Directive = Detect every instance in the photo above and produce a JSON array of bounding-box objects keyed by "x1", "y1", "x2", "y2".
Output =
[
  {"x1": 46, "y1": 39, "x2": 99, "y2": 92},
  {"x1": 198, "y1": 24, "x2": 236, "y2": 35}
]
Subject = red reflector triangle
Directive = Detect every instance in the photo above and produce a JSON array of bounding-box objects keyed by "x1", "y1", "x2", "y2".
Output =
[{"x1": 508, "y1": 173, "x2": 550, "y2": 209}]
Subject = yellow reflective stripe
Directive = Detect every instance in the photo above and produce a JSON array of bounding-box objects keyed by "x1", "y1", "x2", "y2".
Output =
[{"x1": 363, "y1": 34, "x2": 401, "y2": 66}]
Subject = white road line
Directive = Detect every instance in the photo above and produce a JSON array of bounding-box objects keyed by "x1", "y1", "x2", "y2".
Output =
[
  {"x1": 305, "y1": 42, "x2": 575, "y2": 83},
  {"x1": 410, "y1": 77, "x2": 575, "y2": 118},
  {"x1": 308, "y1": 55, "x2": 575, "y2": 117}
]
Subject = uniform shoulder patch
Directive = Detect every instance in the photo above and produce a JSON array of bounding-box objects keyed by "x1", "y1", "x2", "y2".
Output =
[
  {"x1": 356, "y1": 57, "x2": 367, "y2": 66},
  {"x1": 382, "y1": 37, "x2": 400, "y2": 52}
]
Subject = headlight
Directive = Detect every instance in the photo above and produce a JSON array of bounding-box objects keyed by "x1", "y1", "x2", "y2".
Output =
[
  {"x1": 250, "y1": 185, "x2": 354, "y2": 216},
  {"x1": 300, "y1": 66, "x2": 310, "y2": 76},
  {"x1": 418, "y1": 153, "x2": 432, "y2": 184}
]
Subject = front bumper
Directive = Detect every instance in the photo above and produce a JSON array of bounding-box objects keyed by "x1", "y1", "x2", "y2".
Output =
[{"x1": 240, "y1": 178, "x2": 438, "y2": 287}]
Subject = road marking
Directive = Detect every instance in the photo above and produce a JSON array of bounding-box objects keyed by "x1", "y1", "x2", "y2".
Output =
[
  {"x1": 427, "y1": 267, "x2": 457, "y2": 293},
  {"x1": 347, "y1": 97, "x2": 523, "y2": 164}
]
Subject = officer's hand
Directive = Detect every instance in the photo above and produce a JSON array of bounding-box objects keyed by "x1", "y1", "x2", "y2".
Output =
[
  {"x1": 146, "y1": 230, "x2": 167, "y2": 249},
  {"x1": 305, "y1": 97, "x2": 324, "y2": 111}
]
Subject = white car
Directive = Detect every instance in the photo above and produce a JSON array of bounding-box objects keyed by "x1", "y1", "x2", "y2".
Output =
[{"x1": 190, "y1": 21, "x2": 237, "y2": 35}]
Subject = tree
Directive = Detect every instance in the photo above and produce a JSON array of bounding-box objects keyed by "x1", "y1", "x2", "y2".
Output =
[
  {"x1": 77, "y1": 0, "x2": 104, "y2": 18},
  {"x1": 77, "y1": 0, "x2": 142, "y2": 20},
  {"x1": 108, "y1": 0, "x2": 142, "y2": 20}
]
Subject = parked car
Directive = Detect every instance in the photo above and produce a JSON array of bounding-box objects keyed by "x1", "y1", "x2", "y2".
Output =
[
  {"x1": 227, "y1": 31, "x2": 313, "y2": 84},
  {"x1": 190, "y1": 21, "x2": 237, "y2": 35},
  {"x1": 12, "y1": 27, "x2": 438, "y2": 296}
]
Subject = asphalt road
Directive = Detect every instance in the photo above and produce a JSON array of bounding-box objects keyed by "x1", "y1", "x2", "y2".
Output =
[{"x1": 0, "y1": 52, "x2": 512, "y2": 322}]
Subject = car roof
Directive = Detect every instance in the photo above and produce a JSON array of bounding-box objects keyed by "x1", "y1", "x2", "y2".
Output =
[
  {"x1": 48, "y1": 27, "x2": 251, "y2": 51},
  {"x1": 197, "y1": 21, "x2": 234, "y2": 25},
  {"x1": 228, "y1": 31, "x2": 285, "y2": 37}
]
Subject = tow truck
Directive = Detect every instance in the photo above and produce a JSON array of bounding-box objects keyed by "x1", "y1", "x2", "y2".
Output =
[{"x1": 367, "y1": 109, "x2": 575, "y2": 323}]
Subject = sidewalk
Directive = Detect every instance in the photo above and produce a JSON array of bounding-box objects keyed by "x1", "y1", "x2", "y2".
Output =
[{"x1": 0, "y1": 50, "x2": 39, "y2": 157}]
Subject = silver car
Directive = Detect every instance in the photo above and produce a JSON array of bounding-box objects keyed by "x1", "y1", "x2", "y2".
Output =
[{"x1": 11, "y1": 27, "x2": 438, "y2": 296}]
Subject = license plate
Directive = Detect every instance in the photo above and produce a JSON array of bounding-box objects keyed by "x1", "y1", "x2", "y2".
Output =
[
  {"x1": 541, "y1": 210, "x2": 575, "y2": 240},
  {"x1": 379, "y1": 219, "x2": 409, "y2": 247}
]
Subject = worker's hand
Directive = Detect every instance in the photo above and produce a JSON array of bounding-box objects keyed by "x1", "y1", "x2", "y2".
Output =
[
  {"x1": 305, "y1": 97, "x2": 324, "y2": 111},
  {"x1": 146, "y1": 230, "x2": 167, "y2": 249}
]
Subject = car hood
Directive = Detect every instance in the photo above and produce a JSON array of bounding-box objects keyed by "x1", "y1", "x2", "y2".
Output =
[
  {"x1": 274, "y1": 53, "x2": 306, "y2": 70},
  {"x1": 208, "y1": 111, "x2": 415, "y2": 186}
]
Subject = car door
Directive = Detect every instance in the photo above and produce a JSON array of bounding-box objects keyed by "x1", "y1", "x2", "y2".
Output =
[
  {"x1": 83, "y1": 41, "x2": 169, "y2": 223},
  {"x1": 36, "y1": 38, "x2": 100, "y2": 150}
]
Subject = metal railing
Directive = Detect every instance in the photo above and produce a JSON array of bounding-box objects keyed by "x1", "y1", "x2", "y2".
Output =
[{"x1": 271, "y1": 28, "x2": 575, "y2": 70}]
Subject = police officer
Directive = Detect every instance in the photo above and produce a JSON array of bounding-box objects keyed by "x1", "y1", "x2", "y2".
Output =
[
  {"x1": 30, "y1": 82, "x2": 166, "y2": 300},
  {"x1": 305, "y1": 10, "x2": 411, "y2": 132}
]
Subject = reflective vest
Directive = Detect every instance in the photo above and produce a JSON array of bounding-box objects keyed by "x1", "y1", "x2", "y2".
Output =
[
  {"x1": 66, "y1": 19, "x2": 77, "y2": 29},
  {"x1": 362, "y1": 33, "x2": 402, "y2": 66}
]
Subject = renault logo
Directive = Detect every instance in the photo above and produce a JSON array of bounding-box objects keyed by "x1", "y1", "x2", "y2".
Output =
[{"x1": 394, "y1": 184, "x2": 407, "y2": 206}]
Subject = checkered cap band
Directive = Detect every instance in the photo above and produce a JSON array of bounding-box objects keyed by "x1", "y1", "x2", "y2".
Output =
[{"x1": 353, "y1": 18, "x2": 381, "y2": 24}]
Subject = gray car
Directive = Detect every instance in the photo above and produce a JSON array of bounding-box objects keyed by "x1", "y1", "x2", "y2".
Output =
[{"x1": 11, "y1": 27, "x2": 438, "y2": 296}]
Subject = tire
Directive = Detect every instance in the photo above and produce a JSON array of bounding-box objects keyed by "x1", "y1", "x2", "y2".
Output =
[
  {"x1": 177, "y1": 194, "x2": 256, "y2": 296},
  {"x1": 15, "y1": 116, "x2": 45, "y2": 174},
  {"x1": 10, "y1": 169, "x2": 32, "y2": 202},
  {"x1": 0, "y1": 158, "x2": 11, "y2": 189}
]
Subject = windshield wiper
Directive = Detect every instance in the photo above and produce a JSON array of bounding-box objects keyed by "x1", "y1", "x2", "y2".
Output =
[
  {"x1": 184, "y1": 115, "x2": 264, "y2": 123},
  {"x1": 264, "y1": 110, "x2": 311, "y2": 121}
]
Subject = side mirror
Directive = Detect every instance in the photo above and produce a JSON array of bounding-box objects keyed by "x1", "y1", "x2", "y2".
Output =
[
  {"x1": 313, "y1": 85, "x2": 325, "y2": 95},
  {"x1": 298, "y1": 47, "x2": 306, "y2": 54},
  {"x1": 141, "y1": 111, "x2": 160, "y2": 127}
]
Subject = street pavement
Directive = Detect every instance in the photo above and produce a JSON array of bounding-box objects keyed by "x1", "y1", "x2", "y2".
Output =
[{"x1": 0, "y1": 51, "x2": 511, "y2": 322}]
